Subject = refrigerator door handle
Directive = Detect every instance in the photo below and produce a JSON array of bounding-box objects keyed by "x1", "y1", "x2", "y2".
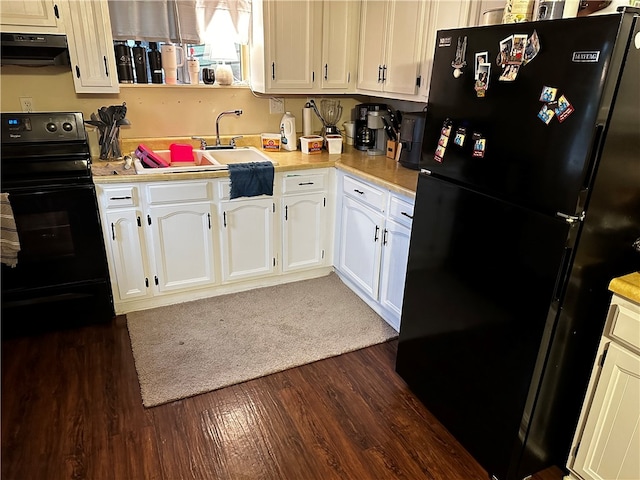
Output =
[
  {"x1": 556, "y1": 211, "x2": 585, "y2": 225},
  {"x1": 553, "y1": 247, "x2": 573, "y2": 302}
]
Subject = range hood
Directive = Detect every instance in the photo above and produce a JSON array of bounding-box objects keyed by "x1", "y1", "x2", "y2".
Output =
[{"x1": 1, "y1": 33, "x2": 70, "y2": 66}]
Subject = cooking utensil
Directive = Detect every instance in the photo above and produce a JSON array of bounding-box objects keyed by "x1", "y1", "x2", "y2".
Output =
[{"x1": 382, "y1": 117, "x2": 397, "y2": 141}]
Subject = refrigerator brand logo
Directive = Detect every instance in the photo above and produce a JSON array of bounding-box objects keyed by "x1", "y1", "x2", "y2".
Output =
[
  {"x1": 438, "y1": 37, "x2": 452, "y2": 48},
  {"x1": 572, "y1": 51, "x2": 600, "y2": 63}
]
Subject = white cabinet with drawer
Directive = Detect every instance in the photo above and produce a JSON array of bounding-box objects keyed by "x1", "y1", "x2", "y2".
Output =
[
  {"x1": 281, "y1": 170, "x2": 329, "y2": 273},
  {"x1": 566, "y1": 289, "x2": 640, "y2": 480},
  {"x1": 335, "y1": 171, "x2": 414, "y2": 330},
  {"x1": 97, "y1": 184, "x2": 151, "y2": 304},
  {"x1": 145, "y1": 182, "x2": 217, "y2": 293}
]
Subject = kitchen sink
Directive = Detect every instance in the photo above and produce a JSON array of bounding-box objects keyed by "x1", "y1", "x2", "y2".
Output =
[
  {"x1": 207, "y1": 146, "x2": 277, "y2": 165},
  {"x1": 133, "y1": 147, "x2": 277, "y2": 174}
]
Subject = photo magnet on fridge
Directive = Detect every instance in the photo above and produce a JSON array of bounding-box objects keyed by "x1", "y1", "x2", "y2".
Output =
[
  {"x1": 499, "y1": 35, "x2": 514, "y2": 66},
  {"x1": 523, "y1": 30, "x2": 540, "y2": 65},
  {"x1": 540, "y1": 86, "x2": 558, "y2": 102},
  {"x1": 537, "y1": 104, "x2": 555, "y2": 124},
  {"x1": 509, "y1": 34, "x2": 528, "y2": 64},
  {"x1": 472, "y1": 133, "x2": 486, "y2": 158},
  {"x1": 454, "y1": 127, "x2": 467, "y2": 147},
  {"x1": 499, "y1": 64, "x2": 520, "y2": 82},
  {"x1": 554, "y1": 95, "x2": 575, "y2": 123},
  {"x1": 475, "y1": 52, "x2": 489, "y2": 79}
]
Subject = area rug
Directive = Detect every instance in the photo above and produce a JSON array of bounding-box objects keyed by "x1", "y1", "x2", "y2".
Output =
[{"x1": 126, "y1": 273, "x2": 397, "y2": 407}]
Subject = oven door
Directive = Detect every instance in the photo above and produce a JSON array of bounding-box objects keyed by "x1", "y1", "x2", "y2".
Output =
[{"x1": 2, "y1": 183, "x2": 114, "y2": 330}]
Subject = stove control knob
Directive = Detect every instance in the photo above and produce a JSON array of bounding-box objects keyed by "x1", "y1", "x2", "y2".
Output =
[
  {"x1": 46, "y1": 122, "x2": 57, "y2": 133},
  {"x1": 62, "y1": 122, "x2": 73, "y2": 132}
]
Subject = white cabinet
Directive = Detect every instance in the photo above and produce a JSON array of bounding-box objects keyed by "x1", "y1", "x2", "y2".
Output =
[
  {"x1": 281, "y1": 170, "x2": 329, "y2": 273},
  {"x1": 98, "y1": 185, "x2": 151, "y2": 303},
  {"x1": 145, "y1": 181, "x2": 217, "y2": 292},
  {"x1": 339, "y1": 195, "x2": 384, "y2": 299},
  {"x1": 60, "y1": 0, "x2": 119, "y2": 93},
  {"x1": 320, "y1": 0, "x2": 360, "y2": 91},
  {"x1": 566, "y1": 291, "x2": 640, "y2": 480},
  {"x1": 0, "y1": 0, "x2": 61, "y2": 32},
  {"x1": 250, "y1": 0, "x2": 359, "y2": 93},
  {"x1": 419, "y1": 0, "x2": 478, "y2": 100},
  {"x1": 336, "y1": 172, "x2": 414, "y2": 331},
  {"x1": 379, "y1": 195, "x2": 413, "y2": 329},
  {"x1": 219, "y1": 197, "x2": 276, "y2": 283},
  {"x1": 356, "y1": 0, "x2": 427, "y2": 98}
]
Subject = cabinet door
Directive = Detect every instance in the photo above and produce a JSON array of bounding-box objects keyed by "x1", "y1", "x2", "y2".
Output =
[
  {"x1": 573, "y1": 342, "x2": 640, "y2": 480},
  {"x1": 321, "y1": 0, "x2": 360, "y2": 90},
  {"x1": 338, "y1": 196, "x2": 384, "y2": 300},
  {"x1": 219, "y1": 198, "x2": 275, "y2": 283},
  {"x1": 147, "y1": 203, "x2": 216, "y2": 293},
  {"x1": 379, "y1": 218, "x2": 411, "y2": 329},
  {"x1": 356, "y1": 0, "x2": 387, "y2": 92},
  {"x1": 421, "y1": 0, "x2": 475, "y2": 99},
  {"x1": 265, "y1": 0, "x2": 322, "y2": 91},
  {"x1": 61, "y1": 0, "x2": 119, "y2": 93},
  {"x1": 104, "y1": 209, "x2": 150, "y2": 302},
  {"x1": 0, "y1": 0, "x2": 60, "y2": 31},
  {"x1": 383, "y1": 0, "x2": 425, "y2": 96},
  {"x1": 282, "y1": 193, "x2": 326, "y2": 272}
]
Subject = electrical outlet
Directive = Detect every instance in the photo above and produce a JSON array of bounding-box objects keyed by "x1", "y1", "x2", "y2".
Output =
[
  {"x1": 20, "y1": 97, "x2": 33, "y2": 113},
  {"x1": 269, "y1": 97, "x2": 284, "y2": 114}
]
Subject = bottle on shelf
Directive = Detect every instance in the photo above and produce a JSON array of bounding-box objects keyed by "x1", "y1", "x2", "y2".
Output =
[
  {"x1": 132, "y1": 41, "x2": 148, "y2": 84},
  {"x1": 148, "y1": 42, "x2": 163, "y2": 84}
]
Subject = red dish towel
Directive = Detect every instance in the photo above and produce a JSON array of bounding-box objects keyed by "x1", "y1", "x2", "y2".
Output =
[{"x1": 1, "y1": 193, "x2": 21, "y2": 268}]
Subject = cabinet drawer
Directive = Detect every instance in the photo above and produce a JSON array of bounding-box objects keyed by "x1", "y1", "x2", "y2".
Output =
[
  {"x1": 282, "y1": 172, "x2": 326, "y2": 194},
  {"x1": 342, "y1": 175, "x2": 386, "y2": 211},
  {"x1": 146, "y1": 181, "x2": 211, "y2": 204},
  {"x1": 388, "y1": 195, "x2": 414, "y2": 228},
  {"x1": 101, "y1": 186, "x2": 138, "y2": 208},
  {"x1": 609, "y1": 295, "x2": 640, "y2": 352}
]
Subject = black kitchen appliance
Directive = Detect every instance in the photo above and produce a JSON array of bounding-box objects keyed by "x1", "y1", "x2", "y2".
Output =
[
  {"x1": 1, "y1": 112, "x2": 114, "y2": 336},
  {"x1": 396, "y1": 9, "x2": 640, "y2": 480},
  {"x1": 397, "y1": 111, "x2": 427, "y2": 170},
  {"x1": 354, "y1": 103, "x2": 386, "y2": 151},
  {"x1": 0, "y1": 32, "x2": 70, "y2": 66}
]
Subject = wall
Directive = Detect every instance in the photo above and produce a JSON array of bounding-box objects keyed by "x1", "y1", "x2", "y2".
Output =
[{"x1": 0, "y1": 64, "x2": 373, "y2": 140}]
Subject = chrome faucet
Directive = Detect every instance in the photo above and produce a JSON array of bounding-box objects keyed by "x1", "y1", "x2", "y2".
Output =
[{"x1": 215, "y1": 109, "x2": 243, "y2": 148}]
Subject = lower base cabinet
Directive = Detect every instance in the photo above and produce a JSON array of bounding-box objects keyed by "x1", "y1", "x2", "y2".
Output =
[
  {"x1": 219, "y1": 197, "x2": 276, "y2": 283},
  {"x1": 97, "y1": 169, "x2": 333, "y2": 314},
  {"x1": 336, "y1": 171, "x2": 414, "y2": 331},
  {"x1": 565, "y1": 291, "x2": 640, "y2": 480}
]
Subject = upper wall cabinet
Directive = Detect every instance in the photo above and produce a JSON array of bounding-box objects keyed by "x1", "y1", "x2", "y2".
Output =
[
  {"x1": 250, "y1": 0, "x2": 360, "y2": 94},
  {"x1": 0, "y1": 0, "x2": 62, "y2": 33},
  {"x1": 60, "y1": 0, "x2": 119, "y2": 93},
  {"x1": 356, "y1": 0, "x2": 427, "y2": 100},
  {"x1": 418, "y1": 0, "x2": 480, "y2": 100}
]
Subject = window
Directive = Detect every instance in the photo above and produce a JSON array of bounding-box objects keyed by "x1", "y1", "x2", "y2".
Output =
[{"x1": 108, "y1": 0, "x2": 250, "y2": 85}]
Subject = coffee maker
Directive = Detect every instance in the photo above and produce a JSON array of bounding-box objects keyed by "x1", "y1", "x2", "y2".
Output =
[{"x1": 355, "y1": 103, "x2": 387, "y2": 151}]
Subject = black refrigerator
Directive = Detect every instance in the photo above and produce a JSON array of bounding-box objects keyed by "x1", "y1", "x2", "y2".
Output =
[{"x1": 396, "y1": 9, "x2": 640, "y2": 480}]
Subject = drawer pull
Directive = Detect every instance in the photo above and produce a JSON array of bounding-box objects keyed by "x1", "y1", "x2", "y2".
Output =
[
  {"x1": 110, "y1": 196, "x2": 132, "y2": 200},
  {"x1": 401, "y1": 211, "x2": 413, "y2": 219},
  {"x1": 298, "y1": 182, "x2": 314, "y2": 186},
  {"x1": 353, "y1": 189, "x2": 364, "y2": 195}
]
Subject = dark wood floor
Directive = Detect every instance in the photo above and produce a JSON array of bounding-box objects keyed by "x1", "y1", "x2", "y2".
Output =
[{"x1": 2, "y1": 315, "x2": 566, "y2": 480}]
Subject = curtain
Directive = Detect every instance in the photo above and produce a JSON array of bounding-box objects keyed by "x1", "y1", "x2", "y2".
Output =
[{"x1": 108, "y1": 0, "x2": 252, "y2": 45}]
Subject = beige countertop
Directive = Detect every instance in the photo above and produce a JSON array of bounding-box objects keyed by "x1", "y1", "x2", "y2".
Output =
[
  {"x1": 609, "y1": 272, "x2": 640, "y2": 304},
  {"x1": 91, "y1": 135, "x2": 419, "y2": 199}
]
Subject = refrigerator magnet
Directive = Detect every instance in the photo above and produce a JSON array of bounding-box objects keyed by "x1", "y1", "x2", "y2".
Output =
[
  {"x1": 499, "y1": 35, "x2": 514, "y2": 67},
  {"x1": 540, "y1": 86, "x2": 558, "y2": 102},
  {"x1": 454, "y1": 127, "x2": 467, "y2": 147},
  {"x1": 472, "y1": 134, "x2": 486, "y2": 158},
  {"x1": 509, "y1": 34, "x2": 528, "y2": 65},
  {"x1": 537, "y1": 104, "x2": 555, "y2": 124},
  {"x1": 523, "y1": 30, "x2": 540, "y2": 65},
  {"x1": 554, "y1": 95, "x2": 575, "y2": 123},
  {"x1": 499, "y1": 64, "x2": 520, "y2": 82},
  {"x1": 475, "y1": 52, "x2": 489, "y2": 79},
  {"x1": 451, "y1": 36, "x2": 468, "y2": 77},
  {"x1": 434, "y1": 145, "x2": 446, "y2": 162}
]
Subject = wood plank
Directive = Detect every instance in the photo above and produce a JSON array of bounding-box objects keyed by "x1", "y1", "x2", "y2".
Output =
[{"x1": 2, "y1": 315, "x2": 568, "y2": 480}]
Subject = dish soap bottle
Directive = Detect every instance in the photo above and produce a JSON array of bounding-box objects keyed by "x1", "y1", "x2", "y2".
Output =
[{"x1": 280, "y1": 112, "x2": 297, "y2": 151}]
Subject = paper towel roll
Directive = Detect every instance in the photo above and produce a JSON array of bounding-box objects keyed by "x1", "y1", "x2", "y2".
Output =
[{"x1": 302, "y1": 103, "x2": 313, "y2": 136}]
